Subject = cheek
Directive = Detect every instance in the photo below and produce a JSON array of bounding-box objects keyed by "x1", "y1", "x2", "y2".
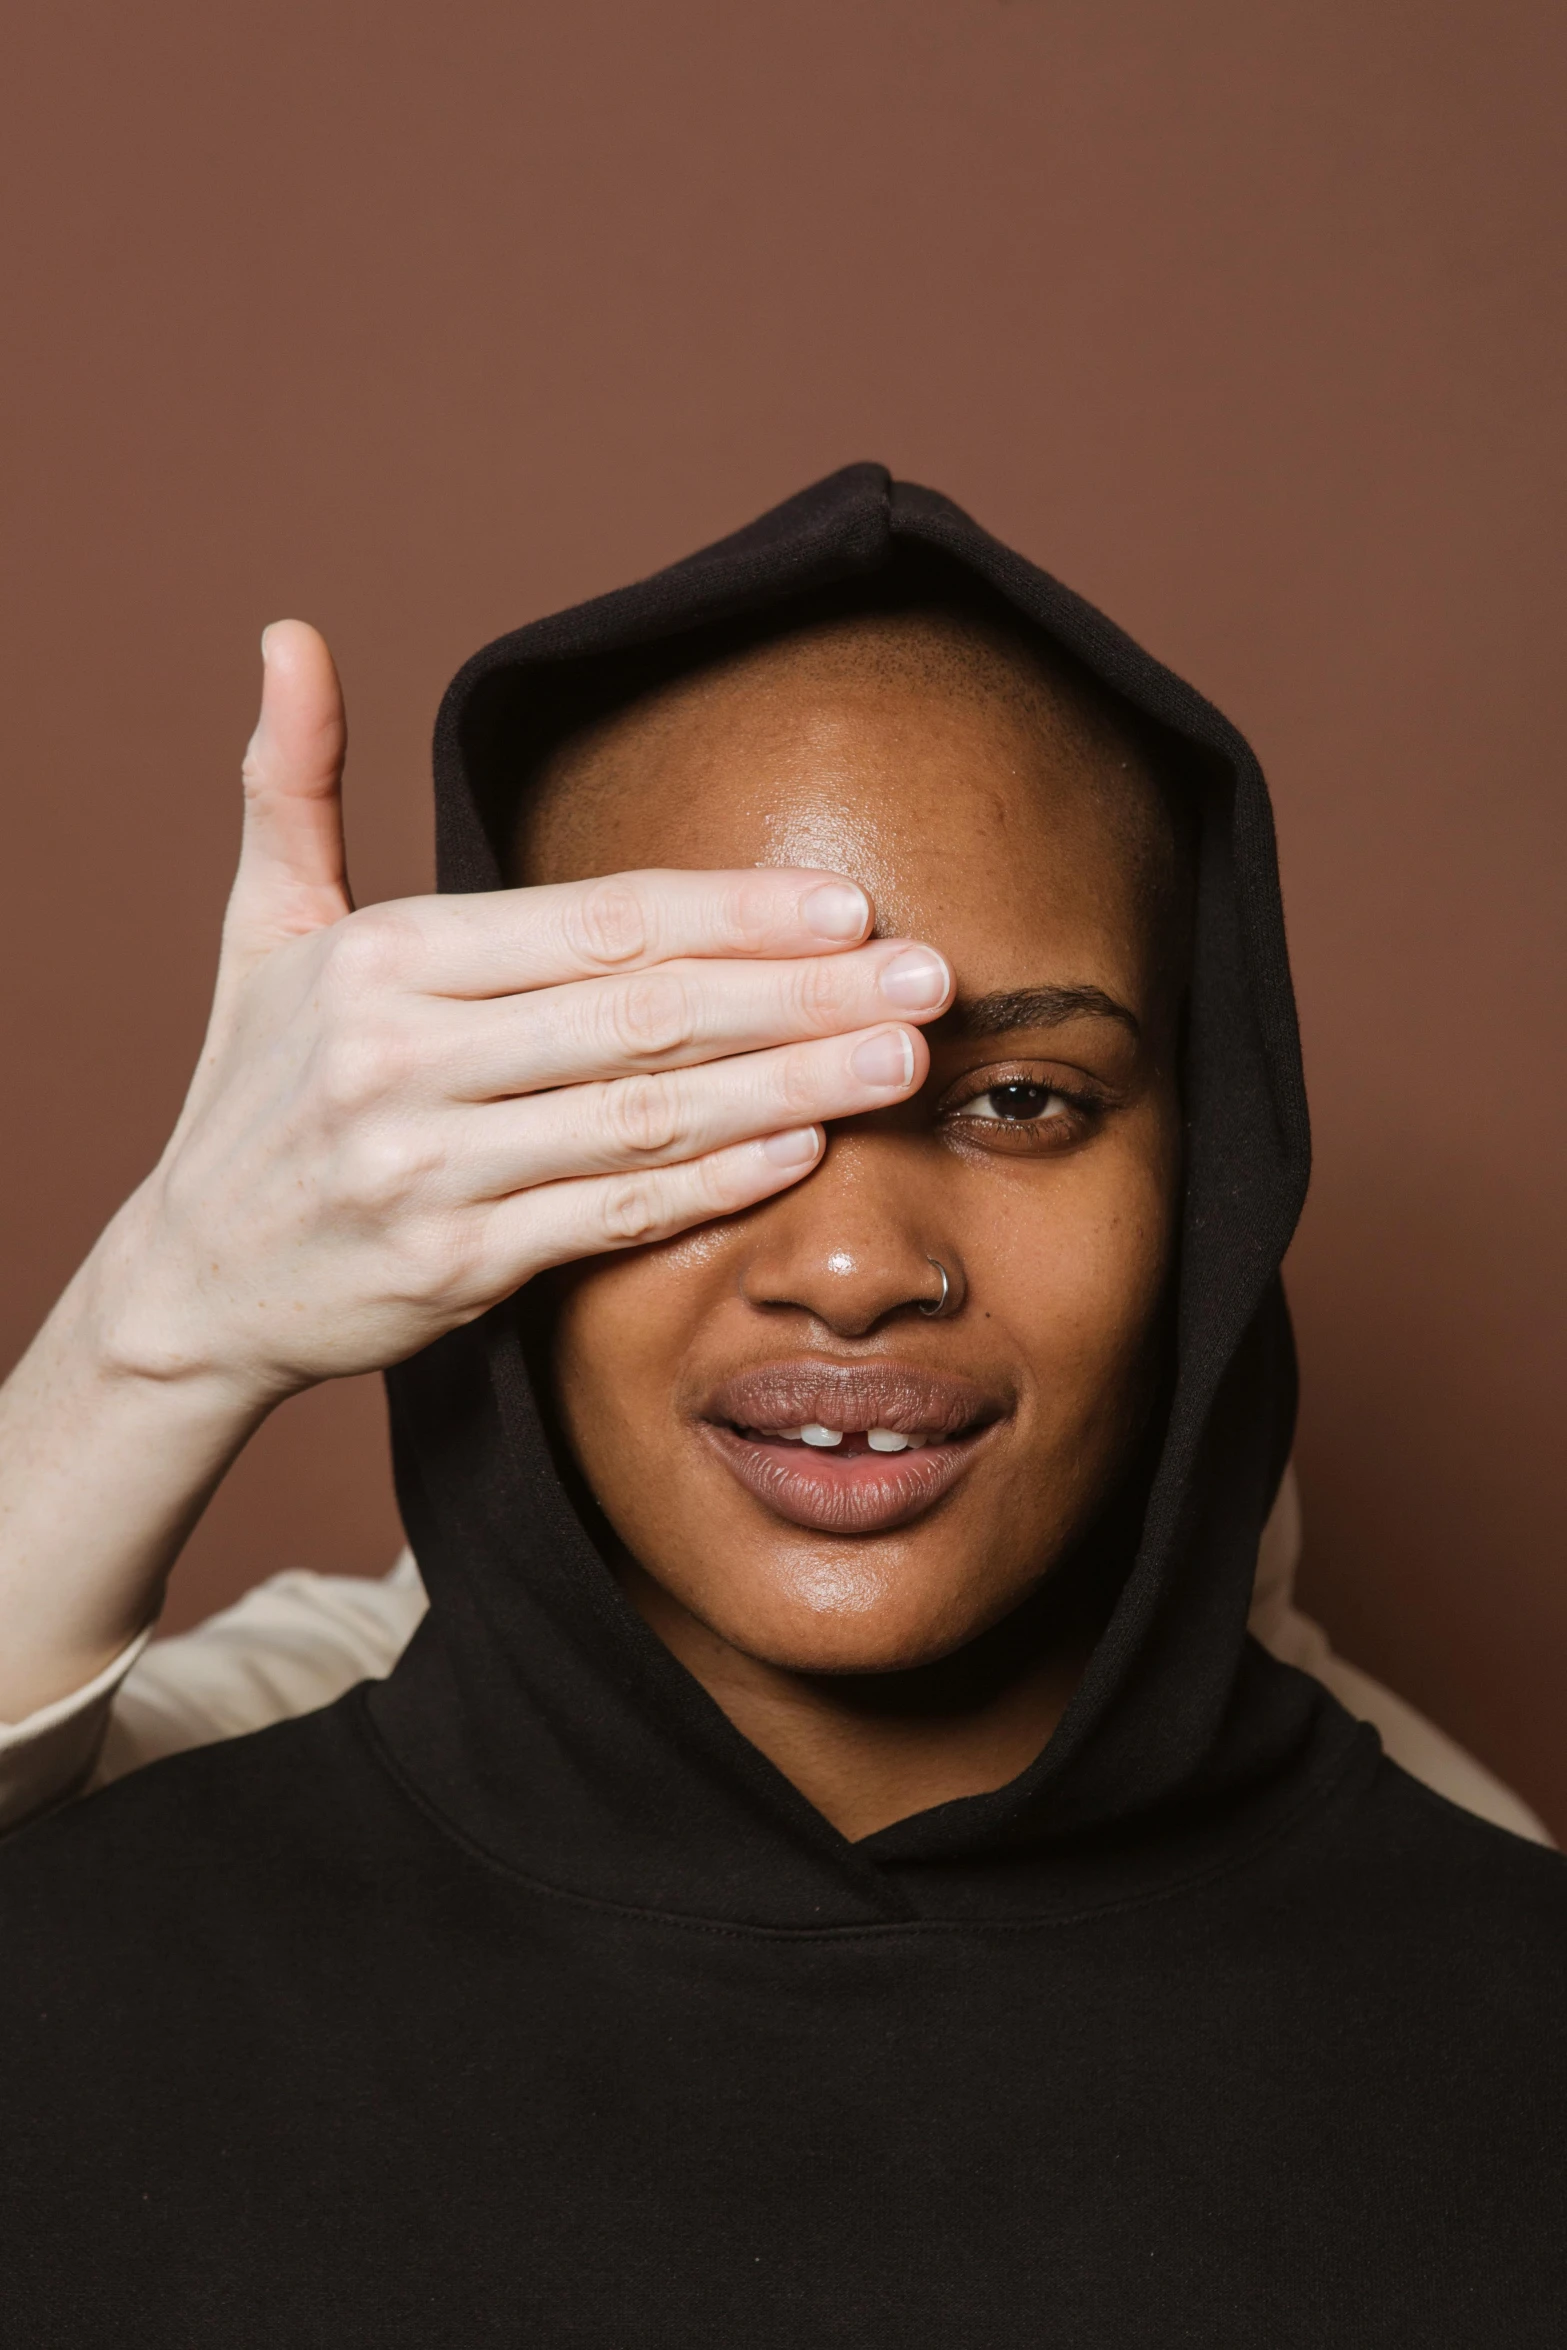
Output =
[
  {"x1": 965, "y1": 1138, "x2": 1175, "y2": 1439},
  {"x1": 548, "y1": 1239, "x2": 723, "y2": 1493},
  {"x1": 552, "y1": 1261, "x2": 672, "y2": 1442}
]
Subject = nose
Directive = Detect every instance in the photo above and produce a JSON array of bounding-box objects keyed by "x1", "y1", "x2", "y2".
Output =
[{"x1": 738, "y1": 1132, "x2": 961, "y2": 1337}]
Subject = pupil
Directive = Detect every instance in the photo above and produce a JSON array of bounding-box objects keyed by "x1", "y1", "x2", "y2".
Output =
[{"x1": 993, "y1": 1082, "x2": 1049, "y2": 1120}]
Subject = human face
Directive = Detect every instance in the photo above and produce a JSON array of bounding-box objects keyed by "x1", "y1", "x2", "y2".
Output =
[{"x1": 520, "y1": 625, "x2": 1183, "y2": 1676}]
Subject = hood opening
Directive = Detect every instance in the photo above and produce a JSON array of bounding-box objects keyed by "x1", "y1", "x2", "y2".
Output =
[{"x1": 369, "y1": 463, "x2": 1316, "y2": 1924}]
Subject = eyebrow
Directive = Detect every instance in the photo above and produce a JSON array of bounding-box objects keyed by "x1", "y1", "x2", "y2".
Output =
[{"x1": 946, "y1": 984, "x2": 1141, "y2": 1041}]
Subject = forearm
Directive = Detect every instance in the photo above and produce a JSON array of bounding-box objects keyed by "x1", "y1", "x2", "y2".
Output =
[{"x1": 0, "y1": 1191, "x2": 276, "y2": 1721}]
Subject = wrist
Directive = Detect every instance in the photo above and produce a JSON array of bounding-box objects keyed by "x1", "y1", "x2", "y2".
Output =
[
  {"x1": 0, "y1": 1190, "x2": 285, "y2": 1728},
  {"x1": 68, "y1": 1185, "x2": 292, "y2": 1429}
]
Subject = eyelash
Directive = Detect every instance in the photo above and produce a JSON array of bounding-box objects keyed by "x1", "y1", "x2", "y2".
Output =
[{"x1": 935, "y1": 1068, "x2": 1107, "y2": 1153}]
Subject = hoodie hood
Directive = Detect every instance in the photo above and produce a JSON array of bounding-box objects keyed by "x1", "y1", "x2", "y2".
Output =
[{"x1": 371, "y1": 463, "x2": 1315, "y2": 1925}]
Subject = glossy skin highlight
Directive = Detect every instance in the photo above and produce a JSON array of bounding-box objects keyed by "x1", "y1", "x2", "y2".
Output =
[{"x1": 517, "y1": 612, "x2": 1186, "y2": 1830}]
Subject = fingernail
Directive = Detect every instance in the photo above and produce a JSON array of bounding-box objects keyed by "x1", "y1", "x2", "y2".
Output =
[
  {"x1": 761, "y1": 1126, "x2": 822, "y2": 1167},
  {"x1": 260, "y1": 625, "x2": 275, "y2": 663},
  {"x1": 850, "y1": 1028, "x2": 916, "y2": 1088},
  {"x1": 878, "y1": 946, "x2": 951, "y2": 1011},
  {"x1": 802, "y1": 881, "x2": 870, "y2": 941}
]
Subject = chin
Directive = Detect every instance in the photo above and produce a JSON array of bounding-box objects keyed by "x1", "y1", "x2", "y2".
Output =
[{"x1": 694, "y1": 1541, "x2": 1017, "y2": 1677}]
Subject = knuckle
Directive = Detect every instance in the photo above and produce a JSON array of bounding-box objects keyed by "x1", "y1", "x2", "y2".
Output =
[
  {"x1": 316, "y1": 1031, "x2": 377, "y2": 1115},
  {"x1": 604, "y1": 1072, "x2": 686, "y2": 1159},
  {"x1": 565, "y1": 880, "x2": 650, "y2": 969},
  {"x1": 690, "y1": 1150, "x2": 743, "y2": 1217},
  {"x1": 323, "y1": 905, "x2": 421, "y2": 998},
  {"x1": 597, "y1": 1173, "x2": 666, "y2": 1247},
  {"x1": 792, "y1": 952, "x2": 851, "y2": 1029},
  {"x1": 391, "y1": 1211, "x2": 486, "y2": 1313},
  {"x1": 315, "y1": 1020, "x2": 414, "y2": 1114},
  {"x1": 607, "y1": 971, "x2": 695, "y2": 1063},
  {"x1": 333, "y1": 1123, "x2": 432, "y2": 1216},
  {"x1": 775, "y1": 1043, "x2": 827, "y2": 1119},
  {"x1": 721, "y1": 871, "x2": 786, "y2": 950}
]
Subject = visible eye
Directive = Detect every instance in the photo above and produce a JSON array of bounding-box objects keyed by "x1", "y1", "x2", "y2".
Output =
[
  {"x1": 961, "y1": 1081, "x2": 1069, "y2": 1124},
  {"x1": 936, "y1": 1064, "x2": 1106, "y2": 1155}
]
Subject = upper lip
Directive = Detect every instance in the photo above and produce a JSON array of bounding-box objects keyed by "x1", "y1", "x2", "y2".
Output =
[{"x1": 699, "y1": 1361, "x2": 1004, "y2": 1443}]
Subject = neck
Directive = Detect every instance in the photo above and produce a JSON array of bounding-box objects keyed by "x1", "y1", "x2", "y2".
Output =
[{"x1": 618, "y1": 1558, "x2": 1088, "y2": 1842}]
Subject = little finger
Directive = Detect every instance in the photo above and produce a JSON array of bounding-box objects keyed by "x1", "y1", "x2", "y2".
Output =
[{"x1": 485, "y1": 1126, "x2": 828, "y2": 1280}]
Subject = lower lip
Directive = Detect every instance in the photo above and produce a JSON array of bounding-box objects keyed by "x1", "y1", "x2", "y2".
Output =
[{"x1": 700, "y1": 1424, "x2": 987, "y2": 1535}]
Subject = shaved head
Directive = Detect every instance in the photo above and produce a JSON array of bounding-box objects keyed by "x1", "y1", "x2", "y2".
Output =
[{"x1": 508, "y1": 597, "x2": 1194, "y2": 1000}]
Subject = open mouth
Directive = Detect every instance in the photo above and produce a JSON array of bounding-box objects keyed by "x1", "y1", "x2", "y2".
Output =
[{"x1": 697, "y1": 1363, "x2": 1003, "y2": 1536}]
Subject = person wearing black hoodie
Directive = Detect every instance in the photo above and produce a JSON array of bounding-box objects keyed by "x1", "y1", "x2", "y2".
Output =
[{"x1": 0, "y1": 466, "x2": 1563, "y2": 2345}]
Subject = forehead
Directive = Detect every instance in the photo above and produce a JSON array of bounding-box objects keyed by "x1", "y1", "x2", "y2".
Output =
[{"x1": 512, "y1": 621, "x2": 1165, "y2": 1004}]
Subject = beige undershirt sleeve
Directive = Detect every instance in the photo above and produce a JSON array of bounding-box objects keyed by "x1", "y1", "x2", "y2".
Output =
[
  {"x1": 0, "y1": 1473, "x2": 1552, "y2": 1846},
  {"x1": 0, "y1": 1554, "x2": 427, "y2": 1832}
]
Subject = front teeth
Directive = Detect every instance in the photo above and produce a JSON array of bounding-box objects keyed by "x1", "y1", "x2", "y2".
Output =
[{"x1": 784, "y1": 1425, "x2": 924, "y2": 1452}]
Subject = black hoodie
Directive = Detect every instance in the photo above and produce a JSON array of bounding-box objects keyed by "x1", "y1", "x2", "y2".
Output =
[{"x1": 2, "y1": 467, "x2": 1563, "y2": 2347}]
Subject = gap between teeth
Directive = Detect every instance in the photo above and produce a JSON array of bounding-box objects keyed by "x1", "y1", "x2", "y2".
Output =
[{"x1": 789, "y1": 1424, "x2": 926, "y2": 1452}]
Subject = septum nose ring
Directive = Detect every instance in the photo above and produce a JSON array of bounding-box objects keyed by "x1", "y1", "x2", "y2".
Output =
[{"x1": 918, "y1": 1257, "x2": 952, "y2": 1317}]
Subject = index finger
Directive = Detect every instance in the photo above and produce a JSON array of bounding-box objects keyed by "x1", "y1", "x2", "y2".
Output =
[{"x1": 390, "y1": 868, "x2": 875, "y2": 998}]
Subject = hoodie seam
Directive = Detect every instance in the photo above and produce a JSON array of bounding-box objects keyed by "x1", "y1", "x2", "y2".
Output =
[{"x1": 351, "y1": 1686, "x2": 1374, "y2": 1945}]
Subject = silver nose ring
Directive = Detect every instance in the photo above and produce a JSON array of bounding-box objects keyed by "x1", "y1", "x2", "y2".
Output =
[{"x1": 918, "y1": 1257, "x2": 951, "y2": 1317}]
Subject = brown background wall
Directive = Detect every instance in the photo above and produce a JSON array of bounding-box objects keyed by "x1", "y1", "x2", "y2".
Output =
[{"x1": 2, "y1": 2, "x2": 1562, "y2": 1824}]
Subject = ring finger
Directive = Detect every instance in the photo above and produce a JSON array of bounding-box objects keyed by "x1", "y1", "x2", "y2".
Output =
[{"x1": 452, "y1": 1021, "x2": 929, "y2": 1198}]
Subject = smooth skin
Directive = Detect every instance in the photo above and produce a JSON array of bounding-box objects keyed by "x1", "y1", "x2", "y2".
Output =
[
  {"x1": 0, "y1": 622, "x2": 951, "y2": 1722},
  {"x1": 524, "y1": 613, "x2": 1185, "y2": 1835}
]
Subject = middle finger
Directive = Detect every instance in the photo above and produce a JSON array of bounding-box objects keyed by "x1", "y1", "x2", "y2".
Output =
[{"x1": 425, "y1": 939, "x2": 953, "y2": 1101}]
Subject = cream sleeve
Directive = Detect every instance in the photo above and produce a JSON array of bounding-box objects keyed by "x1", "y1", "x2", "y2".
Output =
[{"x1": 0, "y1": 1553, "x2": 427, "y2": 1833}]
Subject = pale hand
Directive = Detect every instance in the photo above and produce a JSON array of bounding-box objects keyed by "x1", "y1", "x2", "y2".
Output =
[{"x1": 95, "y1": 622, "x2": 952, "y2": 1411}]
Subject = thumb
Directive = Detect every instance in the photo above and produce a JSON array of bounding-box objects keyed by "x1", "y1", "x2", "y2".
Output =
[{"x1": 225, "y1": 619, "x2": 352, "y2": 962}]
